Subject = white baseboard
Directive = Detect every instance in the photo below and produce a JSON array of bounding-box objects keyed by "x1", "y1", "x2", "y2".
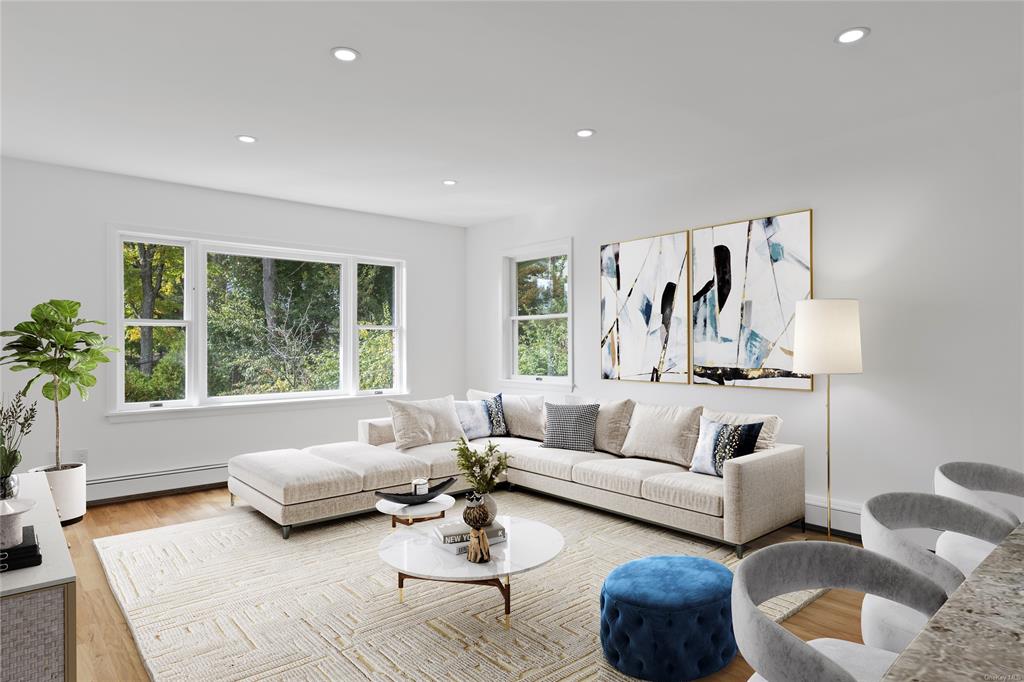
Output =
[
  {"x1": 87, "y1": 463, "x2": 227, "y2": 502},
  {"x1": 804, "y1": 494, "x2": 861, "y2": 535}
]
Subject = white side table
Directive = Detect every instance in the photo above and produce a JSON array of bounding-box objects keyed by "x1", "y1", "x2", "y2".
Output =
[{"x1": 375, "y1": 494, "x2": 456, "y2": 528}]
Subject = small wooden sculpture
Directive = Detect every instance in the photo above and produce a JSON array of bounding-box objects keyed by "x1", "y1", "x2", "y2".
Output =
[{"x1": 466, "y1": 527, "x2": 491, "y2": 563}]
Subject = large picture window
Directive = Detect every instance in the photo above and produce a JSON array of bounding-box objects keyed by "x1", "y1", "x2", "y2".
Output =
[
  {"x1": 504, "y1": 241, "x2": 572, "y2": 384},
  {"x1": 114, "y1": 231, "x2": 404, "y2": 411}
]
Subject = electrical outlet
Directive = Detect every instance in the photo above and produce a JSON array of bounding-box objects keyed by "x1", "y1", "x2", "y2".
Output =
[{"x1": 72, "y1": 449, "x2": 88, "y2": 465}]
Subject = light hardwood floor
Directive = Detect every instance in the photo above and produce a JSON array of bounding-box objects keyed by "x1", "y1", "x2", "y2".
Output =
[{"x1": 64, "y1": 488, "x2": 863, "y2": 681}]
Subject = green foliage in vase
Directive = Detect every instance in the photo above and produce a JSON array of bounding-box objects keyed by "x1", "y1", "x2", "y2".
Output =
[
  {"x1": 452, "y1": 437, "x2": 509, "y2": 494},
  {"x1": 1, "y1": 393, "x2": 36, "y2": 478},
  {"x1": 1, "y1": 300, "x2": 115, "y2": 469}
]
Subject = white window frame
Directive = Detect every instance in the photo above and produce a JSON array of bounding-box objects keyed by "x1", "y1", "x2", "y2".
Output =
[
  {"x1": 353, "y1": 257, "x2": 406, "y2": 395},
  {"x1": 501, "y1": 238, "x2": 573, "y2": 387},
  {"x1": 111, "y1": 227, "x2": 406, "y2": 414}
]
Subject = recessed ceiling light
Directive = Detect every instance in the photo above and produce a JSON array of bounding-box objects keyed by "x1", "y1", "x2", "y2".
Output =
[
  {"x1": 332, "y1": 47, "x2": 360, "y2": 62},
  {"x1": 835, "y1": 27, "x2": 870, "y2": 44},
  {"x1": 576, "y1": 129, "x2": 595, "y2": 138},
  {"x1": 442, "y1": 179, "x2": 457, "y2": 186},
  {"x1": 236, "y1": 134, "x2": 257, "y2": 143}
]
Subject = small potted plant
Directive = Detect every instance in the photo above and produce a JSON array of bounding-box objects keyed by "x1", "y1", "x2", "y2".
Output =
[
  {"x1": 1, "y1": 300, "x2": 115, "y2": 524},
  {"x1": 453, "y1": 437, "x2": 509, "y2": 528},
  {"x1": 1, "y1": 393, "x2": 37, "y2": 499}
]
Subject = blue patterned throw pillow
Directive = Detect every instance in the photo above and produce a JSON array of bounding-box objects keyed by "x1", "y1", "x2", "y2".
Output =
[
  {"x1": 455, "y1": 394, "x2": 508, "y2": 439},
  {"x1": 542, "y1": 403, "x2": 600, "y2": 452},
  {"x1": 691, "y1": 416, "x2": 764, "y2": 477}
]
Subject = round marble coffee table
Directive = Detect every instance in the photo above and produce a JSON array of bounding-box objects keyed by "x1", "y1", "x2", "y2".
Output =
[
  {"x1": 378, "y1": 514, "x2": 564, "y2": 627},
  {"x1": 375, "y1": 494, "x2": 455, "y2": 528}
]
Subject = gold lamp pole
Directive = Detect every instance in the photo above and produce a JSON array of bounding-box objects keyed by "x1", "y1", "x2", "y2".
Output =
[{"x1": 793, "y1": 300, "x2": 862, "y2": 539}]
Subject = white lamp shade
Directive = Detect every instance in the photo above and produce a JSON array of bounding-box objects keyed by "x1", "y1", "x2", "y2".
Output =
[{"x1": 793, "y1": 299, "x2": 863, "y2": 375}]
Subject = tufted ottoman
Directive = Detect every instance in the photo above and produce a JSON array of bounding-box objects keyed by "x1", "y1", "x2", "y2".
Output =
[{"x1": 600, "y1": 556, "x2": 737, "y2": 681}]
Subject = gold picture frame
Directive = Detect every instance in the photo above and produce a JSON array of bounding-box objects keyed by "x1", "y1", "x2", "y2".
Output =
[
  {"x1": 600, "y1": 228, "x2": 691, "y2": 384},
  {"x1": 688, "y1": 208, "x2": 814, "y2": 391}
]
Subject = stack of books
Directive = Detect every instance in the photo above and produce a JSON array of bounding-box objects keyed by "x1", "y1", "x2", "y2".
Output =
[
  {"x1": 433, "y1": 520, "x2": 506, "y2": 555},
  {"x1": 0, "y1": 526, "x2": 42, "y2": 572}
]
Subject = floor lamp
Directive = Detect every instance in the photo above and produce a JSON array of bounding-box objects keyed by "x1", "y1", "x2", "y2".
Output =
[{"x1": 793, "y1": 299, "x2": 862, "y2": 539}]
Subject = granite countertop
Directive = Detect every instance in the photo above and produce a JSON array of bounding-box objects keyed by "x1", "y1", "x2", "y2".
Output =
[{"x1": 882, "y1": 523, "x2": 1024, "y2": 681}]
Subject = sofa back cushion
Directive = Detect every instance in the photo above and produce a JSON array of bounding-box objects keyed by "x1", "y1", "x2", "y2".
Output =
[
  {"x1": 467, "y1": 389, "x2": 545, "y2": 441},
  {"x1": 621, "y1": 403, "x2": 703, "y2": 466},
  {"x1": 543, "y1": 402, "x2": 600, "y2": 452},
  {"x1": 701, "y1": 408, "x2": 781, "y2": 451},
  {"x1": 386, "y1": 395, "x2": 465, "y2": 450},
  {"x1": 594, "y1": 399, "x2": 635, "y2": 455}
]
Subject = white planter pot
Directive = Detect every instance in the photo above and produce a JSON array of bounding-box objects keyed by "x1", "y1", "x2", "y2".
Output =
[{"x1": 29, "y1": 462, "x2": 86, "y2": 523}]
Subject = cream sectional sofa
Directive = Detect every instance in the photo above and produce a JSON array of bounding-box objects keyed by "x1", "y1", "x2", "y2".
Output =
[
  {"x1": 358, "y1": 416, "x2": 805, "y2": 558},
  {"x1": 227, "y1": 408, "x2": 804, "y2": 556}
]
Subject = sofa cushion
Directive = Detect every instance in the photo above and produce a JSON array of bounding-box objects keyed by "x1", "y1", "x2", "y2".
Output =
[
  {"x1": 454, "y1": 396, "x2": 511, "y2": 440},
  {"x1": 595, "y1": 399, "x2": 635, "y2": 455},
  {"x1": 621, "y1": 403, "x2": 703, "y2": 466},
  {"x1": 572, "y1": 458, "x2": 684, "y2": 497},
  {"x1": 387, "y1": 395, "x2": 465, "y2": 450},
  {"x1": 641, "y1": 471, "x2": 725, "y2": 517},
  {"x1": 467, "y1": 389, "x2": 545, "y2": 441},
  {"x1": 303, "y1": 442, "x2": 429, "y2": 491},
  {"x1": 507, "y1": 444, "x2": 616, "y2": 481},
  {"x1": 377, "y1": 441, "x2": 460, "y2": 478},
  {"x1": 690, "y1": 417, "x2": 763, "y2": 477},
  {"x1": 543, "y1": 402, "x2": 600, "y2": 452},
  {"x1": 228, "y1": 448, "x2": 361, "y2": 505},
  {"x1": 702, "y1": 408, "x2": 781, "y2": 451}
]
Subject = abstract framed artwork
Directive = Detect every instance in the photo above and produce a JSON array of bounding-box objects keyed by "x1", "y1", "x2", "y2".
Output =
[
  {"x1": 601, "y1": 231, "x2": 689, "y2": 383},
  {"x1": 690, "y1": 209, "x2": 813, "y2": 390}
]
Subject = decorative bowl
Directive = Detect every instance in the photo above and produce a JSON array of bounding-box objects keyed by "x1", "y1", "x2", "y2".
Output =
[{"x1": 374, "y1": 477, "x2": 456, "y2": 505}]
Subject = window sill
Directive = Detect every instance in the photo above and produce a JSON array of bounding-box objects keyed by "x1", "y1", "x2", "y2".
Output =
[
  {"x1": 498, "y1": 378, "x2": 573, "y2": 393},
  {"x1": 106, "y1": 392, "x2": 409, "y2": 423}
]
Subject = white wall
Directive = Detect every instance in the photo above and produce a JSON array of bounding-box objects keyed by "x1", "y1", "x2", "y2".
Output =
[
  {"x1": 465, "y1": 92, "x2": 1024, "y2": 533},
  {"x1": 1, "y1": 158, "x2": 466, "y2": 500}
]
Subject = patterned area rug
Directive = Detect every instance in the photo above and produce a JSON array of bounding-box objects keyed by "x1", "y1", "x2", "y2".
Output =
[{"x1": 95, "y1": 490, "x2": 823, "y2": 681}]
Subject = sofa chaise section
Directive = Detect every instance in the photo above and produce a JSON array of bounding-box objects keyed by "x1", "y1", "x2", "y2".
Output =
[{"x1": 228, "y1": 440, "x2": 471, "y2": 538}]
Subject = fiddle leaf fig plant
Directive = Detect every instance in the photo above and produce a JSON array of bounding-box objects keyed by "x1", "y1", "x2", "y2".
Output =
[{"x1": 1, "y1": 300, "x2": 116, "y2": 470}]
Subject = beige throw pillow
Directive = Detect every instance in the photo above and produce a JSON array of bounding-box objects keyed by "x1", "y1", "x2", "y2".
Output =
[
  {"x1": 386, "y1": 395, "x2": 465, "y2": 450},
  {"x1": 466, "y1": 389, "x2": 545, "y2": 441},
  {"x1": 594, "y1": 399, "x2": 635, "y2": 455},
  {"x1": 701, "y1": 408, "x2": 782, "y2": 451},
  {"x1": 621, "y1": 403, "x2": 703, "y2": 466}
]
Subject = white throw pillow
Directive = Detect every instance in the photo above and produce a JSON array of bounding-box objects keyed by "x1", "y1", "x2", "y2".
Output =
[
  {"x1": 594, "y1": 399, "x2": 635, "y2": 455},
  {"x1": 620, "y1": 403, "x2": 703, "y2": 466},
  {"x1": 701, "y1": 408, "x2": 781, "y2": 451},
  {"x1": 386, "y1": 395, "x2": 465, "y2": 450},
  {"x1": 466, "y1": 389, "x2": 545, "y2": 441}
]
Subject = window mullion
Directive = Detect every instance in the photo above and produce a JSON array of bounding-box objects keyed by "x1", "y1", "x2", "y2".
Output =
[
  {"x1": 344, "y1": 257, "x2": 358, "y2": 395},
  {"x1": 194, "y1": 241, "x2": 207, "y2": 406}
]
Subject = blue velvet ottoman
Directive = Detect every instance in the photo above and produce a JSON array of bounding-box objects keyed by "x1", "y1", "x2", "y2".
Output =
[{"x1": 600, "y1": 556, "x2": 737, "y2": 681}]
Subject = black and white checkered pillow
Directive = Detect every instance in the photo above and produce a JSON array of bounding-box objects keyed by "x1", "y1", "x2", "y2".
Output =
[{"x1": 542, "y1": 403, "x2": 600, "y2": 452}]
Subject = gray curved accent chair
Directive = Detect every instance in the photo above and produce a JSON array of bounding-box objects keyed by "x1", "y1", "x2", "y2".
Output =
[
  {"x1": 859, "y1": 492, "x2": 1015, "y2": 653},
  {"x1": 934, "y1": 462, "x2": 1023, "y2": 576},
  {"x1": 732, "y1": 541, "x2": 946, "y2": 682}
]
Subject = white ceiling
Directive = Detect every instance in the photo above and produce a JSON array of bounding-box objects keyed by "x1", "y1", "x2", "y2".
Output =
[{"x1": 2, "y1": 1, "x2": 1021, "y2": 227}]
